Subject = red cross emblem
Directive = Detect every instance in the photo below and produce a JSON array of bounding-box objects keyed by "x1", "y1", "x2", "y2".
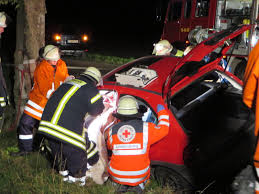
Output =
[{"x1": 122, "y1": 129, "x2": 131, "y2": 138}]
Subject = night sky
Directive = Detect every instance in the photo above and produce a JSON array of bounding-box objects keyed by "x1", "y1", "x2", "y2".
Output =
[
  {"x1": 45, "y1": 0, "x2": 168, "y2": 57},
  {"x1": 0, "y1": 0, "x2": 169, "y2": 58}
]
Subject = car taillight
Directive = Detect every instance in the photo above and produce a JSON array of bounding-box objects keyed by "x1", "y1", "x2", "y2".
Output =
[
  {"x1": 82, "y1": 35, "x2": 88, "y2": 42},
  {"x1": 54, "y1": 34, "x2": 61, "y2": 41}
]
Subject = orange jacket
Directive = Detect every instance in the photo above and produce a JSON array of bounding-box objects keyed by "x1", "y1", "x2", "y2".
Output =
[
  {"x1": 243, "y1": 42, "x2": 259, "y2": 167},
  {"x1": 24, "y1": 59, "x2": 69, "y2": 120},
  {"x1": 107, "y1": 109, "x2": 169, "y2": 186}
]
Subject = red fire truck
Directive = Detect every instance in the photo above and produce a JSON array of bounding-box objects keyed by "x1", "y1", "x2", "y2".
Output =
[{"x1": 161, "y1": 0, "x2": 259, "y2": 79}]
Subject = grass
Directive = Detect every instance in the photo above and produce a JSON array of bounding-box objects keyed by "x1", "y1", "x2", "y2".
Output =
[
  {"x1": 73, "y1": 53, "x2": 135, "y2": 66},
  {"x1": 0, "y1": 129, "x2": 174, "y2": 194}
]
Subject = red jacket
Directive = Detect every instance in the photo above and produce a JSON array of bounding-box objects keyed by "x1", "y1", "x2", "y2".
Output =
[
  {"x1": 24, "y1": 59, "x2": 69, "y2": 120},
  {"x1": 107, "y1": 109, "x2": 169, "y2": 186}
]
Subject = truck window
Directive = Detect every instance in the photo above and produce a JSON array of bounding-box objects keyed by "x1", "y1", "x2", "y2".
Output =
[
  {"x1": 184, "y1": 0, "x2": 192, "y2": 18},
  {"x1": 195, "y1": 0, "x2": 210, "y2": 17},
  {"x1": 168, "y1": 1, "x2": 182, "y2": 21}
]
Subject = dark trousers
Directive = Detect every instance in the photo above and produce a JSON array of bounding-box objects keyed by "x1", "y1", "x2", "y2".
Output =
[
  {"x1": 48, "y1": 138, "x2": 88, "y2": 177},
  {"x1": 17, "y1": 113, "x2": 39, "y2": 152}
]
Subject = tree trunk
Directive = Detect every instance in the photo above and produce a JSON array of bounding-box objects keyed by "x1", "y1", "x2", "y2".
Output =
[{"x1": 12, "y1": 0, "x2": 46, "y2": 128}]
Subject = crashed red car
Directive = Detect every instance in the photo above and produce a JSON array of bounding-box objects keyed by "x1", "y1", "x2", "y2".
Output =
[{"x1": 99, "y1": 25, "x2": 256, "y2": 192}]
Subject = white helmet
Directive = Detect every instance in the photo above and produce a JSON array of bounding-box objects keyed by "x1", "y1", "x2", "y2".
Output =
[
  {"x1": 152, "y1": 40, "x2": 173, "y2": 56},
  {"x1": 0, "y1": 12, "x2": 7, "y2": 28},
  {"x1": 117, "y1": 95, "x2": 139, "y2": 115},
  {"x1": 43, "y1": 45, "x2": 60, "y2": 61},
  {"x1": 82, "y1": 66, "x2": 102, "y2": 83}
]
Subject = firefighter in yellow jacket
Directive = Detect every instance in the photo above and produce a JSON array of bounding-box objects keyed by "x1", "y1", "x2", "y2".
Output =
[
  {"x1": 107, "y1": 95, "x2": 169, "y2": 193},
  {"x1": 12, "y1": 45, "x2": 73, "y2": 156},
  {"x1": 243, "y1": 42, "x2": 259, "y2": 194}
]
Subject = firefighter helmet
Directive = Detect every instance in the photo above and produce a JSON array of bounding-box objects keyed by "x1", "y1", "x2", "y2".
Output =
[
  {"x1": 0, "y1": 12, "x2": 7, "y2": 28},
  {"x1": 43, "y1": 45, "x2": 60, "y2": 61},
  {"x1": 117, "y1": 95, "x2": 139, "y2": 115},
  {"x1": 152, "y1": 40, "x2": 173, "y2": 56},
  {"x1": 82, "y1": 67, "x2": 102, "y2": 83}
]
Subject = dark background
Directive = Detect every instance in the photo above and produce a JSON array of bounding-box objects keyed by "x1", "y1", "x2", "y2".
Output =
[
  {"x1": 45, "y1": 0, "x2": 168, "y2": 57},
  {"x1": 0, "y1": 0, "x2": 169, "y2": 60}
]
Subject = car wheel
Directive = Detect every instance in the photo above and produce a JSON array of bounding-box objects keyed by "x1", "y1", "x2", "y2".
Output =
[
  {"x1": 234, "y1": 59, "x2": 247, "y2": 80},
  {"x1": 154, "y1": 166, "x2": 194, "y2": 193}
]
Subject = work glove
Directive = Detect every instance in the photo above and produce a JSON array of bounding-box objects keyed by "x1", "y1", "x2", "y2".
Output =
[{"x1": 157, "y1": 104, "x2": 165, "y2": 112}]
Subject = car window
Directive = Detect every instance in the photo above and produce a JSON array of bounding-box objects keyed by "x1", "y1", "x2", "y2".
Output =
[
  {"x1": 120, "y1": 94, "x2": 158, "y2": 124},
  {"x1": 169, "y1": 70, "x2": 241, "y2": 119}
]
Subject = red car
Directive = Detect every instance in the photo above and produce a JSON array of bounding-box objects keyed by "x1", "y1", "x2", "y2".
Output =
[{"x1": 99, "y1": 25, "x2": 256, "y2": 192}]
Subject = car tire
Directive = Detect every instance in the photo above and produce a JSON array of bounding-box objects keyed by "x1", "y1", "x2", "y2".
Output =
[
  {"x1": 234, "y1": 59, "x2": 247, "y2": 80},
  {"x1": 154, "y1": 166, "x2": 194, "y2": 193}
]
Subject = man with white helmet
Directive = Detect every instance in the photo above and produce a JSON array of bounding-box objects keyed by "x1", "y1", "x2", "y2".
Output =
[
  {"x1": 12, "y1": 45, "x2": 73, "y2": 156},
  {"x1": 0, "y1": 12, "x2": 9, "y2": 132},
  {"x1": 152, "y1": 39, "x2": 184, "y2": 57},
  {"x1": 106, "y1": 95, "x2": 170, "y2": 193},
  {"x1": 37, "y1": 67, "x2": 104, "y2": 186}
]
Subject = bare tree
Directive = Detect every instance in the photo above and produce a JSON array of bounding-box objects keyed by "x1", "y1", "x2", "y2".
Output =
[{"x1": 0, "y1": 0, "x2": 46, "y2": 129}]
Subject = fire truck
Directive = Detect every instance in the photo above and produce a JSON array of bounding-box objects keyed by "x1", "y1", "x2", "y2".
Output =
[{"x1": 161, "y1": 0, "x2": 259, "y2": 79}]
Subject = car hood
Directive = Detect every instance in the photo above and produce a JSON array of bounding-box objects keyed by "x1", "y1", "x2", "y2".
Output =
[{"x1": 162, "y1": 25, "x2": 251, "y2": 98}]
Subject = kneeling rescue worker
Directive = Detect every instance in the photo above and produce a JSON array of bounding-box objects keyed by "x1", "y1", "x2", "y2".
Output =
[
  {"x1": 12, "y1": 45, "x2": 72, "y2": 156},
  {"x1": 38, "y1": 67, "x2": 104, "y2": 186},
  {"x1": 107, "y1": 95, "x2": 170, "y2": 193},
  {"x1": 152, "y1": 39, "x2": 184, "y2": 57}
]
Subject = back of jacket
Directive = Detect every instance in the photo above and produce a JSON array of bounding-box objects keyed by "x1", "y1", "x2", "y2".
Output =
[
  {"x1": 107, "y1": 109, "x2": 169, "y2": 186},
  {"x1": 38, "y1": 76, "x2": 104, "y2": 151}
]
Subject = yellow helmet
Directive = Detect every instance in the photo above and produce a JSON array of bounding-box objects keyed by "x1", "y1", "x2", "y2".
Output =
[
  {"x1": 0, "y1": 12, "x2": 7, "y2": 28},
  {"x1": 43, "y1": 45, "x2": 60, "y2": 61},
  {"x1": 82, "y1": 66, "x2": 101, "y2": 83},
  {"x1": 117, "y1": 95, "x2": 139, "y2": 115},
  {"x1": 152, "y1": 40, "x2": 173, "y2": 56}
]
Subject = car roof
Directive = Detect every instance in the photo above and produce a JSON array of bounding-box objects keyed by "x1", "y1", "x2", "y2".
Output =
[{"x1": 103, "y1": 56, "x2": 181, "y2": 94}]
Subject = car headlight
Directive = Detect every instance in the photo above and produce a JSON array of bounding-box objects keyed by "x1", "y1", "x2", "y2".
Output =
[
  {"x1": 54, "y1": 34, "x2": 61, "y2": 41},
  {"x1": 82, "y1": 35, "x2": 88, "y2": 42}
]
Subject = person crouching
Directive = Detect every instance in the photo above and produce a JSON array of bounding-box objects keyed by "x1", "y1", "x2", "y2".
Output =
[{"x1": 106, "y1": 95, "x2": 170, "y2": 193}]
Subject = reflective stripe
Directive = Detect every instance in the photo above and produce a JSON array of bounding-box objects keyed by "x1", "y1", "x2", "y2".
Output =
[
  {"x1": 24, "y1": 106, "x2": 42, "y2": 118},
  {"x1": 0, "y1": 97, "x2": 4, "y2": 101},
  {"x1": 19, "y1": 134, "x2": 33, "y2": 140},
  {"x1": 113, "y1": 122, "x2": 148, "y2": 155},
  {"x1": 51, "y1": 86, "x2": 79, "y2": 124},
  {"x1": 114, "y1": 143, "x2": 141, "y2": 149},
  {"x1": 158, "y1": 121, "x2": 170, "y2": 127},
  {"x1": 87, "y1": 141, "x2": 94, "y2": 153},
  {"x1": 1, "y1": 102, "x2": 6, "y2": 107},
  {"x1": 109, "y1": 128, "x2": 113, "y2": 144},
  {"x1": 38, "y1": 126, "x2": 86, "y2": 150},
  {"x1": 109, "y1": 165, "x2": 149, "y2": 176},
  {"x1": 40, "y1": 121, "x2": 85, "y2": 143},
  {"x1": 256, "y1": 181, "x2": 259, "y2": 191},
  {"x1": 91, "y1": 93, "x2": 101, "y2": 104},
  {"x1": 88, "y1": 148, "x2": 98, "y2": 159},
  {"x1": 27, "y1": 100, "x2": 44, "y2": 111},
  {"x1": 46, "y1": 82, "x2": 55, "y2": 99},
  {"x1": 111, "y1": 174, "x2": 147, "y2": 184},
  {"x1": 158, "y1": 115, "x2": 169, "y2": 120}
]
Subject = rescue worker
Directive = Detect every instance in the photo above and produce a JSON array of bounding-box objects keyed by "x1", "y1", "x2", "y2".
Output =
[
  {"x1": 11, "y1": 45, "x2": 73, "y2": 156},
  {"x1": 37, "y1": 67, "x2": 104, "y2": 186},
  {"x1": 0, "y1": 12, "x2": 9, "y2": 132},
  {"x1": 243, "y1": 41, "x2": 259, "y2": 194},
  {"x1": 107, "y1": 95, "x2": 169, "y2": 193},
  {"x1": 152, "y1": 39, "x2": 184, "y2": 57}
]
